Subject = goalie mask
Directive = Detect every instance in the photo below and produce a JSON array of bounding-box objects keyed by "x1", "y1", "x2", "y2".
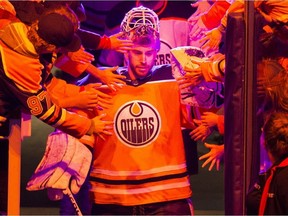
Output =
[{"x1": 121, "y1": 6, "x2": 160, "y2": 50}]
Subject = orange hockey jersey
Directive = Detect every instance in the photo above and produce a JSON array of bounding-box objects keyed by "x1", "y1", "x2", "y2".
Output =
[
  {"x1": 80, "y1": 65, "x2": 194, "y2": 205},
  {"x1": 0, "y1": 19, "x2": 92, "y2": 138}
]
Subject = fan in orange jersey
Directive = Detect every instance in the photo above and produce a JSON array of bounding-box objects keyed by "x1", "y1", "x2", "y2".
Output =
[{"x1": 0, "y1": 3, "x2": 113, "y2": 139}]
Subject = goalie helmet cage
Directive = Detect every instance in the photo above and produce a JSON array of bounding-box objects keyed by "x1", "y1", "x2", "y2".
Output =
[{"x1": 224, "y1": 2, "x2": 262, "y2": 215}]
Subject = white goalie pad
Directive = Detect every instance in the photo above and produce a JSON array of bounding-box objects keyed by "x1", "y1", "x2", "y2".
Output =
[
  {"x1": 171, "y1": 46, "x2": 224, "y2": 109},
  {"x1": 26, "y1": 131, "x2": 92, "y2": 195}
]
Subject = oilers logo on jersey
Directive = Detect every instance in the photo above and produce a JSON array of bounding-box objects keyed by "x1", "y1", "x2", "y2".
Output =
[{"x1": 114, "y1": 100, "x2": 161, "y2": 147}]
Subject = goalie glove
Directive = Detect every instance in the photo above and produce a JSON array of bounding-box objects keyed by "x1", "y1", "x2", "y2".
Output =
[
  {"x1": 170, "y1": 46, "x2": 224, "y2": 109},
  {"x1": 26, "y1": 131, "x2": 92, "y2": 195}
]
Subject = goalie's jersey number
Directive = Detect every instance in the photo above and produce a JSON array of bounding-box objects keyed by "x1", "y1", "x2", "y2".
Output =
[{"x1": 114, "y1": 101, "x2": 161, "y2": 147}]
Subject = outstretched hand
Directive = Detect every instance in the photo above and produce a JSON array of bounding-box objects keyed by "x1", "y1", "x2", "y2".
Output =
[
  {"x1": 199, "y1": 143, "x2": 224, "y2": 171},
  {"x1": 67, "y1": 46, "x2": 95, "y2": 64},
  {"x1": 71, "y1": 90, "x2": 100, "y2": 109},
  {"x1": 190, "y1": 119, "x2": 212, "y2": 141},
  {"x1": 97, "y1": 66, "x2": 127, "y2": 91},
  {"x1": 200, "y1": 28, "x2": 223, "y2": 53},
  {"x1": 201, "y1": 112, "x2": 219, "y2": 128},
  {"x1": 189, "y1": 17, "x2": 207, "y2": 42},
  {"x1": 188, "y1": 1, "x2": 212, "y2": 22},
  {"x1": 177, "y1": 69, "x2": 203, "y2": 89},
  {"x1": 109, "y1": 32, "x2": 133, "y2": 53},
  {"x1": 92, "y1": 113, "x2": 114, "y2": 140},
  {"x1": 175, "y1": 56, "x2": 208, "y2": 89},
  {"x1": 89, "y1": 86, "x2": 113, "y2": 110},
  {"x1": 59, "y1": 83, "x2": 112, "y2": 110}
]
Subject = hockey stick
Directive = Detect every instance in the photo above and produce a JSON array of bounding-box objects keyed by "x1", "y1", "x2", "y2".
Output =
[{"x1": 63, "y1": 187, "x2": 83, "y2": 216}]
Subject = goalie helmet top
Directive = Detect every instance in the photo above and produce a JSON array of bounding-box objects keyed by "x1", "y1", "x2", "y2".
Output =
[{"x1": 120, "y1": 6, "x2": 160, "y2": 40}]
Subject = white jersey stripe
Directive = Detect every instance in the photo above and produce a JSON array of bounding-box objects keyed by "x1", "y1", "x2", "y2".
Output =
[
  {"x1": 91, "y1": 181, "x2": 190, "y2": 195},
  {"x1": 91, "y1": 163, "x2": 187, "y2": 177}
]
